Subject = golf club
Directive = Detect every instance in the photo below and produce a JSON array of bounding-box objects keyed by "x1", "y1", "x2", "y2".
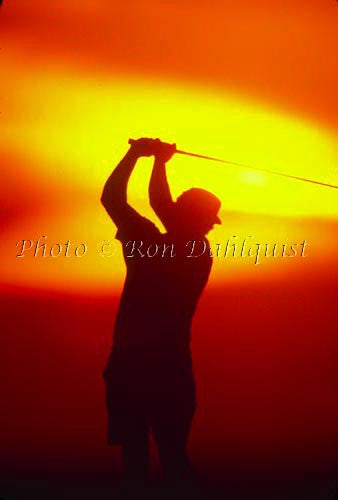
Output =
[{"x1": 128, "y1": 138, "x2": 338, "y2": 190}]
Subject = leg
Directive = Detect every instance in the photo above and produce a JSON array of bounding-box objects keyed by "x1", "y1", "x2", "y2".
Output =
[
  {"x1": 121, "y1": 418, "x2": 149, "y2": 488},
  {"x1": 150, "y1": 356, "x2": 197, "y2": 488},
  {"x1": 152, "y1": 410, "x2": 195, "y2": 488}
]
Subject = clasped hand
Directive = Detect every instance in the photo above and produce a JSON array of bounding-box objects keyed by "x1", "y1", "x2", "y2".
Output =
[{"x1": 130, "y1": 138, "x2": 176, "y2": 163}]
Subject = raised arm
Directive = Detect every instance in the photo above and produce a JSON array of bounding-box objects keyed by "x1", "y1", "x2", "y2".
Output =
[
  {"x1": 100, "y1": 138, "x2": 154, "y2": 226},
  {"x1": 149, "y1": 141, "x2": 176, "y2": 231}
]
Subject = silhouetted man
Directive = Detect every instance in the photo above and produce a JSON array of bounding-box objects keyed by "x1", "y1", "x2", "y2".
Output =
[{"x1": 101, "y1": 138, "x2": 221, "y2": 490}]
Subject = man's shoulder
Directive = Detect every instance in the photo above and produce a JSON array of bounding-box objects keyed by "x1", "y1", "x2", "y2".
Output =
[{"x1": 116, "y1": 215, "x2": 161, "y2": 242}]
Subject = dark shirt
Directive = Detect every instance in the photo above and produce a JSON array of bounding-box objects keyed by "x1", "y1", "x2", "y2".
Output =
[{"x1": 113, "y1": 210, "x2": 212, "y2": 355}]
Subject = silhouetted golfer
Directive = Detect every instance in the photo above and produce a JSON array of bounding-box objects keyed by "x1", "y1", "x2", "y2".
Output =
[{"x1": 101, "y1": 138, "x2": 221, "y2": 490}]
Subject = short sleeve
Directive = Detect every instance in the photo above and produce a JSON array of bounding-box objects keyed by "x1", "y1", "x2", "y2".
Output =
[{"x1": 115, "y1": 210, "x2": 160, "y2": 243}]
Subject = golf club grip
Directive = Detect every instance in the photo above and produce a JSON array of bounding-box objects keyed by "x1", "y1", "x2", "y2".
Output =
[
  {"x1": 129, "y1": 138, "x2": 178, "y2": 151},
  {"x1": 128, "y1": 138, "x2": 176, "y2": 148}
]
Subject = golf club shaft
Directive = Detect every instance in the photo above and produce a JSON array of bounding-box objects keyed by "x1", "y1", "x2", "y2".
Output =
[{"x1": 128, "y1": 139, "x2": 338, "y2": 190}]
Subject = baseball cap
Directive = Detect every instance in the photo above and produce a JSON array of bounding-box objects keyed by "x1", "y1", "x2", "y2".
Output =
[{"x1": 176, "y1": 188, "x2": 222, "y2": 224}]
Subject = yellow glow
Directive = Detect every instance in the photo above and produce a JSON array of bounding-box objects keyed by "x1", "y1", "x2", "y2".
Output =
[
  {"x1": 1, "y1": 59, "x2": 337, "y2": 291},
  {"x1": 1, "y1": 62, "x2": 337, "y2": 219},
  {"x1": 239, "y1": 171, "x2": 267, "y2": 186}
]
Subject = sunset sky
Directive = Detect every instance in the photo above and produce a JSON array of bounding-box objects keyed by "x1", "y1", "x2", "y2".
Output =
[
  {"x1": 1, "y1": 0, "x2": 337, "y2": 291},
  {"x1": 1, "y1": 0, "x2": 338, "y2": 482}
]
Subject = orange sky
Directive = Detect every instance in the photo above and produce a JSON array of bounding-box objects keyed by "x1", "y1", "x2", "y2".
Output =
[
  {"x1": 2, "y1": 0, "x2": 337, "y2": 126},
  {"x1": 1, "y1": 0, "x2": 337, "y2": 292},
  {"x1": 1, "y1": 1, "x2": 338, "y2": 477}
]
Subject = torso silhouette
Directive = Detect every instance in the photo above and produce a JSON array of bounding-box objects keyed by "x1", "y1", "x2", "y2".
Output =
[
  {"x1": 113, "y1": 211, "x2": 212, "y2": 355},
  {"x1": 104, "y1": 206, "x2": 212, "y2": 445}
]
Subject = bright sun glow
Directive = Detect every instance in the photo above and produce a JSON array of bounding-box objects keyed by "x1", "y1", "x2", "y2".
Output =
[{"x1": 1, "y1": 59, "x2": 337, "y2": 291}]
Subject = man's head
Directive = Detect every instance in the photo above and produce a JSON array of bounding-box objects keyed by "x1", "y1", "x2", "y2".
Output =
[{"x1": 174, "y1": 188, "x2": 221, "y2": 236}]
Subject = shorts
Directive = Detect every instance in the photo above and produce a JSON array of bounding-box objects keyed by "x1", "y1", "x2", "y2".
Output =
[{"x1": 103, "y1": 347, "x2": 196, "y2": 445}]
